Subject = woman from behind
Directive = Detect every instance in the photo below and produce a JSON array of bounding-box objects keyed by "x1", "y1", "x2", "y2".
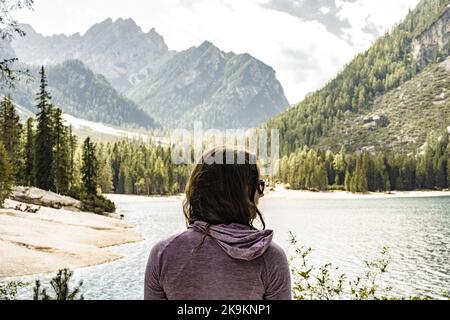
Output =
[{"x1": 144, "y1": 147, "x2": 291, "y2": 300}]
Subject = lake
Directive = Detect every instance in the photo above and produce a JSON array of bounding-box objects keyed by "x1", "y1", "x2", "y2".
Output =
[{"x1": 13, "y1": 194, "x2": 450, "y2": 299}]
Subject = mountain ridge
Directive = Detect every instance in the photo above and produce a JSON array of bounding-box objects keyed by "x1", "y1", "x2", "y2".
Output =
[
  {"x1": 128, "y1": 39, "x2": 288, "y2": 128},
  {"x1": 12, "y1": 19, "x2": 171, "y2": 92},
  {"x1": 10, "y1": 18, "x2": 290, "y2": 129},
  {"x1": 0, "y1": 58, "x2": 158, "y2": 128}
]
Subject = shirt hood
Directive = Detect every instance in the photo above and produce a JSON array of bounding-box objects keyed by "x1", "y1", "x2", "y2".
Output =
[{"x1": 189, "y1": 220, "x2": 274, "y2": 261}]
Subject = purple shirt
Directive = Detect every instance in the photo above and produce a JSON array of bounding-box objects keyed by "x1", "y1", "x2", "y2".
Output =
[{"x1": 144, "y1": 221, "x2": 292, "y2": 300}]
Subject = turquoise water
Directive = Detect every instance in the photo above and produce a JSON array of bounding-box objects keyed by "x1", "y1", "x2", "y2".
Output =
[{"x1": 10, "y1": 195, "x2": 450, "y2": 299}]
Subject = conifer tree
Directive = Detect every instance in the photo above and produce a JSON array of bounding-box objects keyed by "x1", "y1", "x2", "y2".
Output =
[
  {"x1": 0, "y1": 142, "x2": 13, "y2": 208},
  {"x1": 436, "y1": 156, "x2": 447, "y2": 189},
  {"x1": 34, "y1": 66, "x2": 54, "y2": 190},
  {"x1": 52, "y1": 108, "x2": 70, "y2": 194},
  {"x1": 447, "y1": 141, "x2": 450, "y2": 189},
  {"x1": 354, "y1": 155, "x2": 368, "y2": 193},
  {"x1": 96, "y1": 143, "x2": 113, "y2": 193},
  {"x1": 24, "y1": 117, "x2": 34, "y2": 186},
  {"x1": 81, "y1": 137, "x2": 98, "y2": 196},
  {"x1": 0, "y1": 96, "x2": 23, "y2": 181},
  {"x1": 68, "y1": 125, "x2": 77, "y2": 188}
]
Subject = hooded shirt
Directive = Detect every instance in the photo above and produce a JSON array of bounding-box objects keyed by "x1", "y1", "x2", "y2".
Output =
[{"x1": 144, "y1": 221, "x2": 292, "y2": 300}]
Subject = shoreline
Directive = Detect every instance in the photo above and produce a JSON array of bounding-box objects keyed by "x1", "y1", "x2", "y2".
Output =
[
  {"x1": 262, "y1": 186, "x2": 450, "y2": 200},
  {"x1": 0, "y1": 198, "x2": 143, "y2": 279},
  {"x1": 105, "y1": 188, "x2": 450, "y2": 202}
]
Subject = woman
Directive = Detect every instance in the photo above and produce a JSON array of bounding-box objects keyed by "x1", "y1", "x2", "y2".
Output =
[{"x1": 144, "y1": 147, "x2": 291, "y2": 300}]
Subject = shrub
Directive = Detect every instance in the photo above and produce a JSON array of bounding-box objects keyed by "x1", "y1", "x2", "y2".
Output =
[
  {"x1": 287, "y1": 232, "x2": 449, "y2": 300},
  {"x1": 0, "y1": 281, "x2": 28, "y2": 300},
  {"x1": 68, "y1": 186, "x2": 116, "y2": 214},
  {"x1": 81, "y1": 194, "x2": 116, "y2": 214},
  {"x1": 33, "y1": 269, "x2": 84, "y2": 300}
]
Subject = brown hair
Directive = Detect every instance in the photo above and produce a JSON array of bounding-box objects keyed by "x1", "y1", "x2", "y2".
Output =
[{"x1": 183, "y1": 146, "x2": 265, "y2": 230}]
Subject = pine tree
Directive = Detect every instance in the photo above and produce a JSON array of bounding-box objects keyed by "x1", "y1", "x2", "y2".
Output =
[
  {"x1": 34, "y1": 66, "x2": 54, "y2": 190},
  {"x1": 436, "y1": 156, "x2": 448, "y2": 189},
  {"x1": 52, "y1": 108, "x2": 70, "y2": 194},
  {"x1": 117, "y1": 164, "x2": 125, "y2": 194},
  {"x1": 315, "y1": 163, "x2": 329, "y2": 191},
  {"x1": 353, "y1": 155, "x2": 368, "y2": 193},
  {"x1": 423, "y1": 135, "x2": 436, "y2": 189},
  {"x1": 416, "y1": 157, "x2": 426, "y2": 189},
  {"x1": 344, "y1": 170, "x2": 352, "y2": 192},
  {"x1": 111, "y1": 143, "x2": 121, "y2": 192},
  {"x1": 24, "y1": 117, "x2": 34, "y2": 186},
  {"x1": 96, "y1": 143, "x2": 113, "y2": 193},
  {"x1": 0, "y1": 96, "x2": 23, "y2": 181},
  {"x1": 0, "y1": 142, "x2": 13, "y2": 208},
  {"x1": 447, "y1": 141, "x2": 450, "y2": 189},
  {"x1": 81, "y1": 137, "x2": 98, "y2": 196},
  {"x1": 68, "y1": 125, "x2": 77, "y2": 189},
  {"x1": 333, "y1": 147, "x2": 346, "y2": 186}
]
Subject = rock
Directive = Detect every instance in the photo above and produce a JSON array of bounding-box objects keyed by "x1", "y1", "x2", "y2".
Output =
[
  {"x1": 10, "y1": 186, "x2": 82, "y2": 211},
  {"x1": 361, "y1": 146, "x2": 376, "y2": 154},
  {"x1": 362, "y1": 114, "x2": 389, "y2": 128},
  {"x1": 440, "y1": 57, "x2": 450, "y2": 72}
]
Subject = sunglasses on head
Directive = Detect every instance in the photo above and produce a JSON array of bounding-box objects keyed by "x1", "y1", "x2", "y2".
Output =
[{"x1": 257, "y1": 179, "x2": 265, "y2": 196}]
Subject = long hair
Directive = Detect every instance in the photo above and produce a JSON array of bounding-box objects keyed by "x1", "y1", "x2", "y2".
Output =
[{"x1": 183, "y1": 146, "x2": 265, "y2": 230}]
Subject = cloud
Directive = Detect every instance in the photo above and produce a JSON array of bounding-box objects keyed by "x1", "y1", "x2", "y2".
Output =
[
  {"x1": 259, "y1": 0, "x2": 354, "y2": 39},
  {"x1": 335, "y1": 0, "x2": 421, "y2": 49},
  {"x1": 13, "y1": 0, "x2": 420, "y2": 104}
]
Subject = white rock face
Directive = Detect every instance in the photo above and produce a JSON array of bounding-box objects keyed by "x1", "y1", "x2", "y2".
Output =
[{"x1": 412, "y1": 5, "x2": 450, "y2": 67}]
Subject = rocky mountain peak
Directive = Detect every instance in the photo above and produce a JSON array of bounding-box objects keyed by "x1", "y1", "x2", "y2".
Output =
[{"x1": 9, "y1": 19, "x2": 289, "y2": 129}]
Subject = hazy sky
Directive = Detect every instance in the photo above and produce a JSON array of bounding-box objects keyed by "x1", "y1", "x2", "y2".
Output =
[{"x1": 14, "y1": 0, "x2": 421, "y2": 104}]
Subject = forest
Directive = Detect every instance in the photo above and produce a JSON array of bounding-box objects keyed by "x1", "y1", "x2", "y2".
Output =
[{"x1": 277, "y1": 133, "x2": 450, "y2": 193}]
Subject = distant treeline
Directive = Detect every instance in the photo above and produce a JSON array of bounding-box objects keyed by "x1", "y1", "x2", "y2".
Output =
[
  {"x1": 278, "y1": 132, "x2": 450, "y2": 193},
  {"x1": 96, "y1": 140, "x2": 190, "y2": 196}
]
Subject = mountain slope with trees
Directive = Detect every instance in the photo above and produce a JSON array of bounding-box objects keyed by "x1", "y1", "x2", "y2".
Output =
[
  {"x1": 0, "y1": 59, "x2": 158, "y2": 128},
  {"x1": 265, "y1": 0, "x2": 450, "y2": 155},
  {"x1": 315, "y1": 58, "x2": 450, "y2": 153}
]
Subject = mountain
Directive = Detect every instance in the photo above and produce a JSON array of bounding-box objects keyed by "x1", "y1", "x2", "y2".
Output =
[
  {"x1": 128, "y1": 41, "x2": 289, "y2": 128},
  {"x1": 10, "y1": 19, "x2": 289, "y2": 129},
  {"x1": 11, "y1": 18, "x2": 172, "y2": 92},
  {"x1": 314, "y1": 58, "x2": 450, "y2": 153},
  {"x1": 264, "y1": 0, "x2": 450, "y2": 155},
  {"x1": 0, "y1": 59, "x2": 158, "y2": 128}
]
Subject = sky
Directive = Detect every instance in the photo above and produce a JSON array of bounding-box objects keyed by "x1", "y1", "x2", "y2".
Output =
[{"x1": 14, "y1": 0, "x2": 421, "y2": 104}]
